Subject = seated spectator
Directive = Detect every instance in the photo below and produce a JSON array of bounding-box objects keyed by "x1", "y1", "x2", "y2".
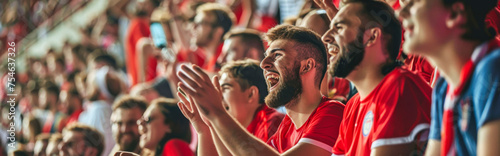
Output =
[
  {"x1": 58, "y1": 88, "x2": 84, "y2": 131},
  {"x1": 59, "y1": 123, "x2": 105, "y2": 156},
  {"x1": 78, "y1": 68, "x2": 125, "y2": 156},
  {"x1": 110, "y1": 96, "x2": 148, "y2": 155},
  {"x1": 137, "y1": 98, "x2": 193, "y2": 156},
  {"x1": 45, "y1": 133, "x2": 62, "y2": 156},
  {"x1": 38, "y1": 81, "x2": 66, "y2": 134}
]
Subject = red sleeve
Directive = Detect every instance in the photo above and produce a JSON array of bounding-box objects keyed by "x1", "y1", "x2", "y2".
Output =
[
  {"x1": 370, "y1": 74, "x2": 431, "y2": 148},
  {"x1": 162, "y1": 139, "x2": 194, "y2": 156},
  {"x1": 300, "y1": 100, "x2": 344, "y2": 152}
]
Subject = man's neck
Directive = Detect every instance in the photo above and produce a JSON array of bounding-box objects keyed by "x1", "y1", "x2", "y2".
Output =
[
  {"x1": 426, "y1": 39, "x2": 481, "y2": 89},
  {"x1": 202, "y1": 41, "x2": 222, "y2": 59},
  {"x1": 348, "y1": 64, "x2": 386, "y2": 100},
  {"x1": 286, "y1": 89, "x2": 323, "y2": 129}
]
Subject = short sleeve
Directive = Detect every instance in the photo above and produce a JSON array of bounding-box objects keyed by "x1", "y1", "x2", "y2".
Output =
[
  {"x1": 370, "y1": 76, "x2": 432, "y2": 149},
  {"x1": 299, "y1": 101, "x2": 344, "y2": 152},
  {"x1": 473, "y1": 50, "x2": 500, "y2": 127}
]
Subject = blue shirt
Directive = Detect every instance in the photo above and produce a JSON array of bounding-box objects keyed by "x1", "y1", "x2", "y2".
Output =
[{"x1": 429, "y1": 47, "x2": 500, "y2": 155}]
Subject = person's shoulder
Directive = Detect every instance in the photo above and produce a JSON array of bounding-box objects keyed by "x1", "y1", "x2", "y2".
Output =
[
  {"x1": 387, "y1": 67, "x2": 426, "y2": 84},
  {"x1": 319, "y1": 97, "x2": 345, "y2": 111},
  {"x1": 476, "y1": 48, "x2": 500, "y2": 74}
]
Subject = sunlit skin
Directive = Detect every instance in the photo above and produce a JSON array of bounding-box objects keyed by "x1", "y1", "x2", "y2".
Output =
[
  {"x1": 219, "y1": 73, "x2": 260, "y2": 127},
  {"x1": 111, "y1": 107, "x2": 144, "y2": 152},
  {"x1": 137, "y1": 105, "x2": 171, "y2": 151}
]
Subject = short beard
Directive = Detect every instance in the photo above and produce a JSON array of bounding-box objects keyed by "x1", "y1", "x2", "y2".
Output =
[
  {"x1": 117, "y1": 133, "x2": 140, "y2": 152},
  {"x1": 265, "y1": 62, "x2": 302, "y2": 108},
  {"x1": 329, "y1": 31, "x2": 366, "y2": 78},
  {"x1": 196, "y1": 30, "x2": 215, "y2": 48}
]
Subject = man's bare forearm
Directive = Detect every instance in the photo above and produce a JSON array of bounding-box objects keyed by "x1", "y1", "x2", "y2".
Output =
[
  {"x1": 197, "y1": 131, "x2": 218, "y2": 156},
  {"x1": 210, "y1": 112, "x2": 280, "y2": 156},
  {"x1": 210, "y1": 127, "x2": 233, "y2": 156}
]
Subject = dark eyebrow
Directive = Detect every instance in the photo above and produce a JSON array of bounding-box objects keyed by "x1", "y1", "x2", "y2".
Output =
[
  {"x1": 333, "y1": 19, "x2": 350, "y2": 27},
  {"x1": 264, "y1": 48, "x2": 285, "y2": 57}
]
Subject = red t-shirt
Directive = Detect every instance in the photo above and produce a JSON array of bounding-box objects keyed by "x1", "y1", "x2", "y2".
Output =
[
  {"x1": 161, "y1": 139, "x2": 194, "y2": 156},
  {"x1": 332, "y1": 67, "x2": 431, "y2": 156},
  {"x1": 267, "y1": 96, "x2": 344, "y2": 153},
  {"x1": 247, "y1": 105, "x2": 285, "y2": 142}
]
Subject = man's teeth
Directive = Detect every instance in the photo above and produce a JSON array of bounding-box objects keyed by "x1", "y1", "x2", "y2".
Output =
[{"x1": 267, "y1": 75, "x2": 279, "y2": 80}]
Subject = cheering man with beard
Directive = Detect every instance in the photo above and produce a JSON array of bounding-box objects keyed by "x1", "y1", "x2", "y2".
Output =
[
  {"x1": 176, "y1": 25, "x2": 344, "y2": 155},
  {"x1": 322, "y1": 0, "x2": 432, "y2": 155},
  {"x1": 109, "y1": 96, "x2": 148, "y2": 155}
]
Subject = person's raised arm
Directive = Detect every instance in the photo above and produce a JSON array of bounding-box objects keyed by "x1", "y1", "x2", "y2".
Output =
[
  {"x1": 177, "y1": 92, "x2": 218, "y2": 156},
  {"x1": 313, "y1": 0, "x2": 338, "y2": 20},
  {"x1": 166, "y1": 1, "x2": 192, "y2": 50},
  {"x1": 176, "y1": 64, "x2": 333, "y2": 156}
]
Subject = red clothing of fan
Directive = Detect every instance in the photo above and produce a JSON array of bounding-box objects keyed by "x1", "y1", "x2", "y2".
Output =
[
  {"x1": 247, "y1": 105, "x2": 284, "y2": 142},
  {"x1": 267, "y1": 96, "x2": 344, "y2": 153},
  {"x1": 332, "y1": 67, "x2": 431, "y2": 156},
  {"x1": 404, "y1": 54, "x2": 434, "y2": 84},
  {"x1": 125, "y1": 18, "x2": 157, "y2": 86},
  {"x1": 161, "y1": 139, "x2": 194, "y2": 156}
]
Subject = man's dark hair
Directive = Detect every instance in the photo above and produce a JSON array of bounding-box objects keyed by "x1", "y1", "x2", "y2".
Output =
[
  {"x1": 219, "y1": 59, "x2": 268, "y2": 104},
  {"x1": 112, "y1": 95, "x2": 148, "y2": 112},
  {"x1": 343, "y1": 0, "x2": 402, "y2": 74},
  {"x1": 265, "y1": 24, "x2": 327, "y2": 88},
  {"x1": 441, "y1": 0, "x2": 498, "y2": 41},
  {"x1": 88, "y1": 51, "x2": 118, "y2": 69},
  {"x1": 224, "y1": 29, "x2": 265, "y2": 54},
  {"x1": 197, "y1": 3, "x2": 236, "y2": 38},
  {"x1": 64, "y1": 123, "x2": 105, "y2": 156},
  {"x1": 40, "y1": 81, "x2": 60, "y2": 98}
]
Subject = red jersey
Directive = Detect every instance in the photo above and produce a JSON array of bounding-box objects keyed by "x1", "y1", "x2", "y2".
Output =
[
  {"x1": 332, "y1": 67, "x2": 431, "y2": 156},
  {"x1": 267, "y1": 96, "x2": 344, "y2": 153},
  {"x1": 247, "y1": 105, "x2": 285, "y2": 142},
  {"x1": 161, "y1": 139, "x2": 194, "y2": 156}
]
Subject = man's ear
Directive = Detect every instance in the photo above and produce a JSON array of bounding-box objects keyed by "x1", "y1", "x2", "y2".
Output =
[
  {"x1": 247, "y1": 86, "x2": 259, "y2": 103},
  {"x1": 300, "y1": 58, "x2": 316, "y2": 75},
  {"x1": 83, "y1": 147, "x2": 98, "y2": 156},
  {"x1": 215, "y1": 27, "x2": 225, "y2": 41},
  {"x1": 446, "y1": 2, "x2": 466, "y2": 29},
  {"x1": 365, "y1": 27, "x2": 381, "y2": 47}
]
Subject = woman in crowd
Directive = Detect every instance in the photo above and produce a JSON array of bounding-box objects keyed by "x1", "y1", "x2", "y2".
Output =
[{"x1": 137, "y1": 98, "x2": 193, "y2": 156}]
